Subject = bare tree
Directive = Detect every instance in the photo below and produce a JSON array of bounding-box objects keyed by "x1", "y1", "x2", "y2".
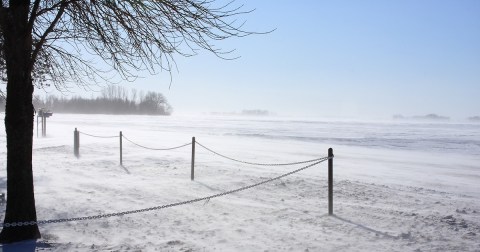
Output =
[{"x1": 0, "y1": 0, "x2": 262, "y2": 243}]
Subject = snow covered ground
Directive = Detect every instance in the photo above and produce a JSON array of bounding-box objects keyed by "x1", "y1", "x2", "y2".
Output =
[{"x1": 0, "y1": 114, "x2": 479, "y2": 251}]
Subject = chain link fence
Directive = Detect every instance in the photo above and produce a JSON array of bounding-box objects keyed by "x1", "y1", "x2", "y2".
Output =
[
  {"x1": 2, "y1": 129, "x2": 335, "y2": 228},
  {"x1": 1, "y1": 157, "x2": 330, "y2": 228}
]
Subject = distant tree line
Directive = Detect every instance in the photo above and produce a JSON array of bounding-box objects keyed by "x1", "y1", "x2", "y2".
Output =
[
  {"x1": 30, "y1": 86, "x2": 172, "y2": 115},
  {"x1": 241, "y1": 109, "x2": 270, "y2": 116}
]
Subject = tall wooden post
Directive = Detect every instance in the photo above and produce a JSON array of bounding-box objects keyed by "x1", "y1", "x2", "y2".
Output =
[
  {"x1": 120, "y1": 131, "x2": 123, "y2": 166},
  {"x1": 328, "y1": 148, "x2": 333, "y2": 215},
  {"x1": 191, "y1": 137, "x2": 195, "y2": 181}
]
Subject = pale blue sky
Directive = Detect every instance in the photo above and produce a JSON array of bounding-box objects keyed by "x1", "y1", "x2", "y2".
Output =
[{"x1": 41, "y1": 0, "x2": 480, "y2": 119}]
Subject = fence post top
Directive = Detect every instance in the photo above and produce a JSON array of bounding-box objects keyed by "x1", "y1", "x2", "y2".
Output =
[{"x1": 328, "y1": 148, "x2": 333, "y2": 156}]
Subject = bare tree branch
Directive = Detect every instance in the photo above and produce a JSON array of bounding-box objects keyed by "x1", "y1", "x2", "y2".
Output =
[
  {"x1": 2, "y1": 0, "x2": 270, "y2": 90},
  {"x1": 27, "y1": 0, "x2": 41, "y2": 32},
  {"x1": 30, "y1": 0, "x2": 67, "y2": 72}
]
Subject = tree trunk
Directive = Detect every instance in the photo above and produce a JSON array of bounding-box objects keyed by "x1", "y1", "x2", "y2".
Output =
[{"x1": 0, "y1": 2, "x2": 41, "y2": 243}]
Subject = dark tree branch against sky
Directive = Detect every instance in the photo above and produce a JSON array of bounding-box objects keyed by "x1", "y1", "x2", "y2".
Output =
[{"x1": 0, "y1": 0, "x2": 261, "y2": 243}]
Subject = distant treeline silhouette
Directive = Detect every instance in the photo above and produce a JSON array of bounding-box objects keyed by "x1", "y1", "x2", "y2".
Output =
[{"x1": 28, "y1": 86, "x2": 172, "y2": 115}]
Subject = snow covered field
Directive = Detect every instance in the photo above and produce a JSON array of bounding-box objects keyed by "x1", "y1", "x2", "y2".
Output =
[{"x1": 0, "y1": 113, "x2": 479, "y2": 251}]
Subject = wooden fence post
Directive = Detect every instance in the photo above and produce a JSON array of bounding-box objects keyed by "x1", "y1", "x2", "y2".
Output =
[
  {"x1": 74, "y1": 128, "x2": 77, "y2": 157},
  {"x1": 77, "y1": 129, "x2": 80, "y2": 157},
  {"x1": 328, "y1": 148, "x2": 333, "y2": 215},
  {"x1": 191, "y1": 137, "x2": 195, "y2": 181},
  {"x1": 120, "y1": 131, "x2": 123, "y2": 166},
  {"x1": 74, "y1": 128, "x2": 79, "y2": 157}
]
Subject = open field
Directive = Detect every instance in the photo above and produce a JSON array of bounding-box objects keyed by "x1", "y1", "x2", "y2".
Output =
[{"x1": 1, "y1": 114, "x2": 479, "y2": 251}]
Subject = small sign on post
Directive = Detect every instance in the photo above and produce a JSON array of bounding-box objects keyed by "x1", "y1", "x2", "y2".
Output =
[{"x1": 37, "y1": 108, "x2": 53, "y2": 137}]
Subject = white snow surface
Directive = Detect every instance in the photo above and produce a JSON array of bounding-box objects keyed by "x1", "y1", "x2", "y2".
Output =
[{"x1": 0, "y1": 114, "x2": 479, "y2": 251}]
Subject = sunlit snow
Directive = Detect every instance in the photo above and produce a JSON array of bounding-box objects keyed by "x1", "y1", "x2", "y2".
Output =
[{"x1": 1, "y1": 114, "x2": 479, "y2": 251}]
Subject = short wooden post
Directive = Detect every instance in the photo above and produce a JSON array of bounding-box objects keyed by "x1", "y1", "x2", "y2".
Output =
[
  {"x1": 120, "y1": 131, "x2": 123, "y2": 166},
  {"x1": 77, "y1": 129, "x2": 80, "y2": 156},
  {"x1": 328, "y1": 148, "x2": 333, "y2": 215},
  {"x1": 74, "y1": 128, "x2": 77, "y2": 157},
  {"x1": 191, "y1": 137, "x2": 195, "y2": 181},
  {"x1": 74, "y1": 128, "x2": 79, "y2": 157}
]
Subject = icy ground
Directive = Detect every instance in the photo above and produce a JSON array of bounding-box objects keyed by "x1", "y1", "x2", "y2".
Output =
[{"x1": 0, "y1": 114, "x2": 479, "y2": 251}]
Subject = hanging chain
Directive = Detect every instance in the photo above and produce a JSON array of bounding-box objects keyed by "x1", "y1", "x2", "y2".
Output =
[
  {"x1": 1, "y1": 157, "x2": 329, "y2": 228},
  {"x1": 196, "y1": 141, "x2": 327, "y2": 166},
  {"x1": 122, "y1": 135, "x2": 191, "y2": 151},
  {"x1": 79, "y1": 132, "x2": 118, "y2": 138}
]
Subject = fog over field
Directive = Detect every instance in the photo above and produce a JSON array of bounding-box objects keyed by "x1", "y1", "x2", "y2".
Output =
[
  {"x1": 1, "y1": 113, "x2": 479, "y2": 251},
  {"x1": 0, "y1": 0, "x2": 478, "y2": 250}
]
